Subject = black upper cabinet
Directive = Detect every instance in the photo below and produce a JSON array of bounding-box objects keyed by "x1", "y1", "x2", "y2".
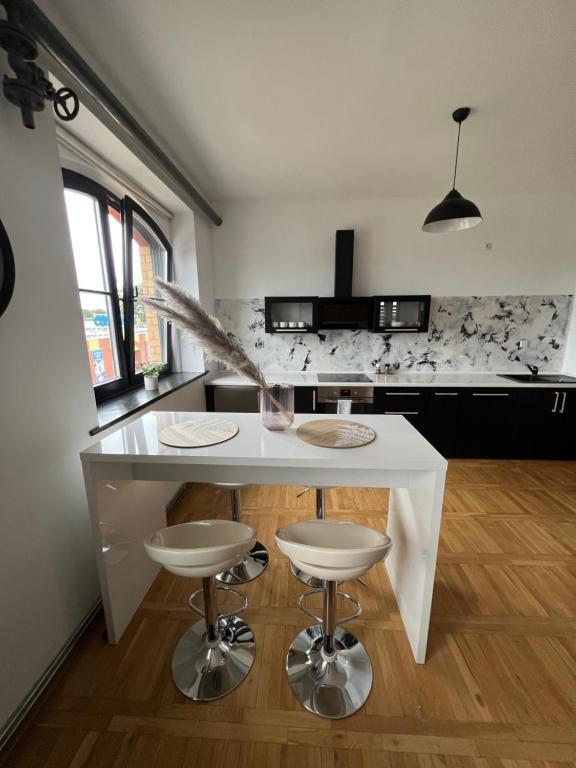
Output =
[
  {"x1": 265, "y1": 296, "x2": 318, "y2": 333},
  {"x1": 372, "y1": 296, "x2": 431, "y2": 333},
  {"x1": 317, "y1": 297, "x2": 373, "y2": 330},
  {"x1": 514, "y1": 388, "x2": 576, "y2": 459}
]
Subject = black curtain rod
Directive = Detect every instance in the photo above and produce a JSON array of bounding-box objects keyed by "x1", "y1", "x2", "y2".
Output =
[{"x1": 19, "y1": 0, "x2": 223, "y2": 226}]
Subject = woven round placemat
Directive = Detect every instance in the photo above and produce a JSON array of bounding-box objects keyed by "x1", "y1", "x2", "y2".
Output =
[
  {"x1": 296, "y1": 419, "x2": 376, "y2": 448},
  {"x1": 158, "y1": 418, "x2": 239, "y2": 448}
]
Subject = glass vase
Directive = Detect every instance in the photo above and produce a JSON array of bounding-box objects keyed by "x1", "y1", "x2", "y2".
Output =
[{"x1": 260, "y1": 384, "x2": 295, "y2": 430}]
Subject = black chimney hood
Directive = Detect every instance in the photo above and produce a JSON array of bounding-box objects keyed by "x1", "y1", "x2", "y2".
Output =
[
  {"x1": 334, "y1": 229, "x2": 354, "y2": 297},
  {"x1": 265, "y1": 228, "x2": 431, "y2": 334},
  {"x1": 318, "y1": 229, "x2": 372, "y2": 329}
]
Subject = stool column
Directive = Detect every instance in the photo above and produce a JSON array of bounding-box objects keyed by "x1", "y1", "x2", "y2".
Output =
[
  {"x1": 323, "y1": 581, "x2": 337, "y2": 655},
  {"x1": 202, "y1": 576, "x2": 220, "y2": 642},
  {"x1": 315, "y1": 489, "x2": 325, "y2": 520},
  {"x1": 230, "y1": 489, "x2": 241, "y2": 523}
]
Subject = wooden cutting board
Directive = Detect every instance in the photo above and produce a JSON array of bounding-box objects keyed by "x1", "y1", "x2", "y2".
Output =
[
  {"x1": 296, "y1": 419, "x2": 376, "y2": 448},
  {"x1": 158, "y1": 418, "x2": 239, "y2": 448}
]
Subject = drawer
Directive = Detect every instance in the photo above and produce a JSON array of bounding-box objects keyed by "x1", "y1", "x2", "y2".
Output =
[{"x1": 374, "y1": 389, "x2": 428, "y2": 414}]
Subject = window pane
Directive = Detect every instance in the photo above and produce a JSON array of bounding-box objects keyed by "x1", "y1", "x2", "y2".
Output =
[
  {"x1": 132, "y1": 212, "x2": 169, "y2": 372},
  {"x1": 108, "y1": 206, "x2": 124, "y2": 293},
  {"x1": 64, "y1": 189, "x2": 108, "y2": 291},
  {"x1": 80, "y1": 291, "x2": 121, "y2": 386}
]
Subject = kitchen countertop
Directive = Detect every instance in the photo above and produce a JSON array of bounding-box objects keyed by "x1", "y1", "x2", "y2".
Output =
[{"x1": 207, "y1": 371, "x2": 576, "y2": 388}]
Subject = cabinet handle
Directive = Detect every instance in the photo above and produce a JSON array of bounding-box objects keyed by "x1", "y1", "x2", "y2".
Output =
[
  {"x1": 559, "y1": 392, "x2": 567, "y2": 415},
  {"x1": 312, "y1": 389, "x2": 316, "y2": 412},
  {"x1": 384, "y1": 411, "x2": 419, "y2": 415},
  {"x1": 385, "y1": 392, "x2": 420, "y2": 396},
  {"x1": 552, "y1": 391, "x2": 559, "y2": 413},
  {"x1": 472, "y1": 393, "x2": 509, "y2": 397},
  {"x1": 434, "y1": 392, "x2": 458, "y2": 396}
]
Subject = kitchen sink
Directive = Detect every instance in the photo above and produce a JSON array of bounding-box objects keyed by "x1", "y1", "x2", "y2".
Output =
[{"x1": 498, "y1": 373, "x2": 576, "y2": 384}]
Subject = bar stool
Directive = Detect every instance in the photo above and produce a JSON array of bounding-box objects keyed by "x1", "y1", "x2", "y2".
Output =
[
  {"x1": 291, "y1": 487, "x2": 368, "y2": 589},
  {"x1": 276, "y1": 519, "x2": 392, "y2": 719},
  {"x1": 291, "y1": 486, "x2": 331, "y2": 587},
  {"x1": 144, "y1": 519, "x2": 256, "y2": 701},
  {"x1": 213, "y1": 483, "x2": 269, "y2": 584}
]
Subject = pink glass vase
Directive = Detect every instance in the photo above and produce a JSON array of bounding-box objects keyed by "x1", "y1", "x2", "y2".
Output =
[{"x1": 260, "y1": 384, "x2": 295, "y2": 430}]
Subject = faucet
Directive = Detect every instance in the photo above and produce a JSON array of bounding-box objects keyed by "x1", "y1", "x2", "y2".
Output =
[{"x1": 526, "y1": 364, "x2": 539, "y2": 376}]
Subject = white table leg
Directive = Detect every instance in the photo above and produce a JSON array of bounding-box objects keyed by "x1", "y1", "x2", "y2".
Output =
[
  {"x1": 83, "y1": 464, "x2": 167, "y2": 643},
  {"x1": 385, "y1": 469, "x2": 446, "y2": 663}
]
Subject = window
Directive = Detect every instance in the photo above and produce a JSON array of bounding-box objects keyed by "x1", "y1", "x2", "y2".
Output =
[{"x1": 63, "y1": 170, "x2": 172, "y2": 401}]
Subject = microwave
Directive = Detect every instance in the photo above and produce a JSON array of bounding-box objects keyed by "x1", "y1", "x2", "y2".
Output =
[{"x1": 373, "y1": 295, "x2": 431, "y2": 333}]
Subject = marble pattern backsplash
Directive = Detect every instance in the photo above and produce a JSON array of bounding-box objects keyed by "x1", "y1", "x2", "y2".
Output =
[{"x1": 215, "y1": 296, "x2": 572, "y2": 372}]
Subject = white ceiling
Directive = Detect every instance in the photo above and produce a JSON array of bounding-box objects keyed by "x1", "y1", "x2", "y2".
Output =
[{"x1": 40, "y1": 0, "x2": 576, "y2": 203}]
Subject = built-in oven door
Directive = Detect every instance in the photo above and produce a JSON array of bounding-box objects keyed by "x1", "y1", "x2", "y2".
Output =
[
  {"x1": 315, "y1": 386, "x2": 374, "y2": 414},
  {"x1": 316, "y1": 400, "x2": 374, "y2": 414}
]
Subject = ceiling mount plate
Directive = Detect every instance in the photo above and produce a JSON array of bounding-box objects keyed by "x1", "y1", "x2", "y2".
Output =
[{"x1": 452, "y1": 107, "x2": 471, "y2": 123}]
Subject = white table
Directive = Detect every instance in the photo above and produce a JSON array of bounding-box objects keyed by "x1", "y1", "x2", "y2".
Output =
[{"x1": 81, "y1": 411, "x2": 447, "y2": 663}]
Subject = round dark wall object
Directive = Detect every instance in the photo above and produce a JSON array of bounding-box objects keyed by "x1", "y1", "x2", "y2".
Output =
[{"x1": 0, "y1": 219, "x2": 16, "y2": 317}]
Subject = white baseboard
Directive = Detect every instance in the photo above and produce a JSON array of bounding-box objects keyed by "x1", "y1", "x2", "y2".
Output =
[{"x1": 0, "y1": 598, "x2": 102, "y2": 754}]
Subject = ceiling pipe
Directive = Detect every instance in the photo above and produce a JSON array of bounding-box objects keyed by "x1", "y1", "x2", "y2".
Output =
[{"x1": 18, "y1": 0, "x2": 223, "y2": 226}]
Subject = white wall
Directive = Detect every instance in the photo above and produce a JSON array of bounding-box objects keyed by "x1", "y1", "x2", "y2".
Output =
[
  {"x1": 212, "y1": 196, "x2": 576, "y2": 299},
  {"x1": 0, "y1": 101, "x2": 100, "y2": 731},
  {"x1": 0, "y1": 98, "x2": 209, "y2": 736},
  {"x1": 171, "y1": 210, "x2": 214, "y2": 373}
]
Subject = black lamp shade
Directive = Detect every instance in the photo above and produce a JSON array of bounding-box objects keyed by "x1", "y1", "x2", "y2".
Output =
[{"x1": 422, "y1": 189, "x2": 482, "y2": 233}]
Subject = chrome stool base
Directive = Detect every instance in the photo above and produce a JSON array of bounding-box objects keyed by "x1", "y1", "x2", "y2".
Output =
[
  {"x1": 172, "y1": 615, "x2": 255, "y2": 701},
  {"x1": 286, "y1": 624, "x2": 372, "y2": 719},
  {"x1": 290, "y1": 562, "x2": 325, "y2": 589},
  {"x1": 216, "y1": 541, "x2": 269, "y2": 584}
]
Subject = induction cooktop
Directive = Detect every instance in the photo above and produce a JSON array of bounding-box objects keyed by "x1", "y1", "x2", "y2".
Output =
[{"x1": 317, "y1": 373, "x2": 372, "y2": 382}]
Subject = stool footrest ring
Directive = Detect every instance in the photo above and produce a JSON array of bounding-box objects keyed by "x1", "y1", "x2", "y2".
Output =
[
  {"x1": 188, "y1": 585, "x2": 248, "y2": 622},
  {"x1": 297, "y1": 587, "x2": 362, "y2": 626}
]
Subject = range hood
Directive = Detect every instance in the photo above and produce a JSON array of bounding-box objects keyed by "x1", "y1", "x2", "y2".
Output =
[
  {"x1": 265, "y1": 229, "x2": 430, "y2": 334},
  {"x1": 318, "y1": 230, "x2": 372, "y2": 329}
]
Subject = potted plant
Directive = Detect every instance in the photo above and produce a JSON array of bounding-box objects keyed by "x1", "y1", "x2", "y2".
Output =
[{"x1": 141, "y1": 362, "x2": 164, "y2": 391}]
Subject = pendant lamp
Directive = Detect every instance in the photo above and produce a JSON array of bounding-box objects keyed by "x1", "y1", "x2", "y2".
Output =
[{"x1": 422, "y1": 107, "x2": 482, "y2": 233}]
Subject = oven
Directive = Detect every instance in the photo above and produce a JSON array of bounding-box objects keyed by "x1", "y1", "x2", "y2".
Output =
[{"x1": 315, "y1": 386, "x2": 374, "y2": 414}]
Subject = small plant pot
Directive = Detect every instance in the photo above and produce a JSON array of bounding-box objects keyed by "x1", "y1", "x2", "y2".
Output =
[{"x1": 144, "y1": 375, "x2": 159, "y2": 391}]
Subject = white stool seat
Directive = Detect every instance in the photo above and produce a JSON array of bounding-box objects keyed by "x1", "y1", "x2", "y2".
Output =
[
  {"x1": 276, "y1": 520, "x2": 391, "y2": 582},
  {"x1": 144, "y1": 520, "x2": 255, "y2": 579},
  {"x1": 212, "y1": 483, "x2": 269, "y2": 584}
]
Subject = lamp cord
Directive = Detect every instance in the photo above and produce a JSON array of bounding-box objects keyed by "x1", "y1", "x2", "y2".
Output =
[{"x1": 452, "y1": 122, "x2": 461, "y2": 190}]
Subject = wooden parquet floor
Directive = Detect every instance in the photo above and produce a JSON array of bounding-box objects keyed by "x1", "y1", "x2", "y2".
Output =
[{"x1": 3, "y1": 460, "x2": 576, "y2": 767}]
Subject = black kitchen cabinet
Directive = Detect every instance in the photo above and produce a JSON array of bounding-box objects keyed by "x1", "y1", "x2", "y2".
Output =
[
  {"x1": 514, "y1": 388, "x2": 576, "y2": 459},
  {"x1": 459, "y1": 389, "x2": 518, "y2": 458},
  {"x1": 317, "y1": 297, "x2": 373, "y2": 330},
  {"x1": 206, "y1": 382, "x2": 576, "y2": 460},
  {"x1": 294, "y1": 386, "x2": 316, "y2": 413},
  {"x1": 373, "y1": 388, "x2": 429, "y2": 435},
  {"x1": 427, "y1": 390, "x2": 464, "y2": 457},
  {"x1": 205, "y1": 385, "x2": 316, "y2": 414}
]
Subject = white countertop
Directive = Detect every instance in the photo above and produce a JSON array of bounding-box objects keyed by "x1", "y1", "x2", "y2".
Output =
[
  {"x1": 206, "y1": 371, "x2": 576, "y2": 388},
  {"x1": 82, "y1": 411, "x2": 446, "y2": 472}
]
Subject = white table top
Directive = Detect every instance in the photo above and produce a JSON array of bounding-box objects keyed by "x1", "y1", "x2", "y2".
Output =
[{"x1": 82, "y1": 411, "x2": 447, "y2": 472}]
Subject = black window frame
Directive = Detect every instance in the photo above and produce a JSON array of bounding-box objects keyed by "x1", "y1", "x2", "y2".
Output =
[{"x1": 63, "y1": 169, "x2": 173, "y2": 403}]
